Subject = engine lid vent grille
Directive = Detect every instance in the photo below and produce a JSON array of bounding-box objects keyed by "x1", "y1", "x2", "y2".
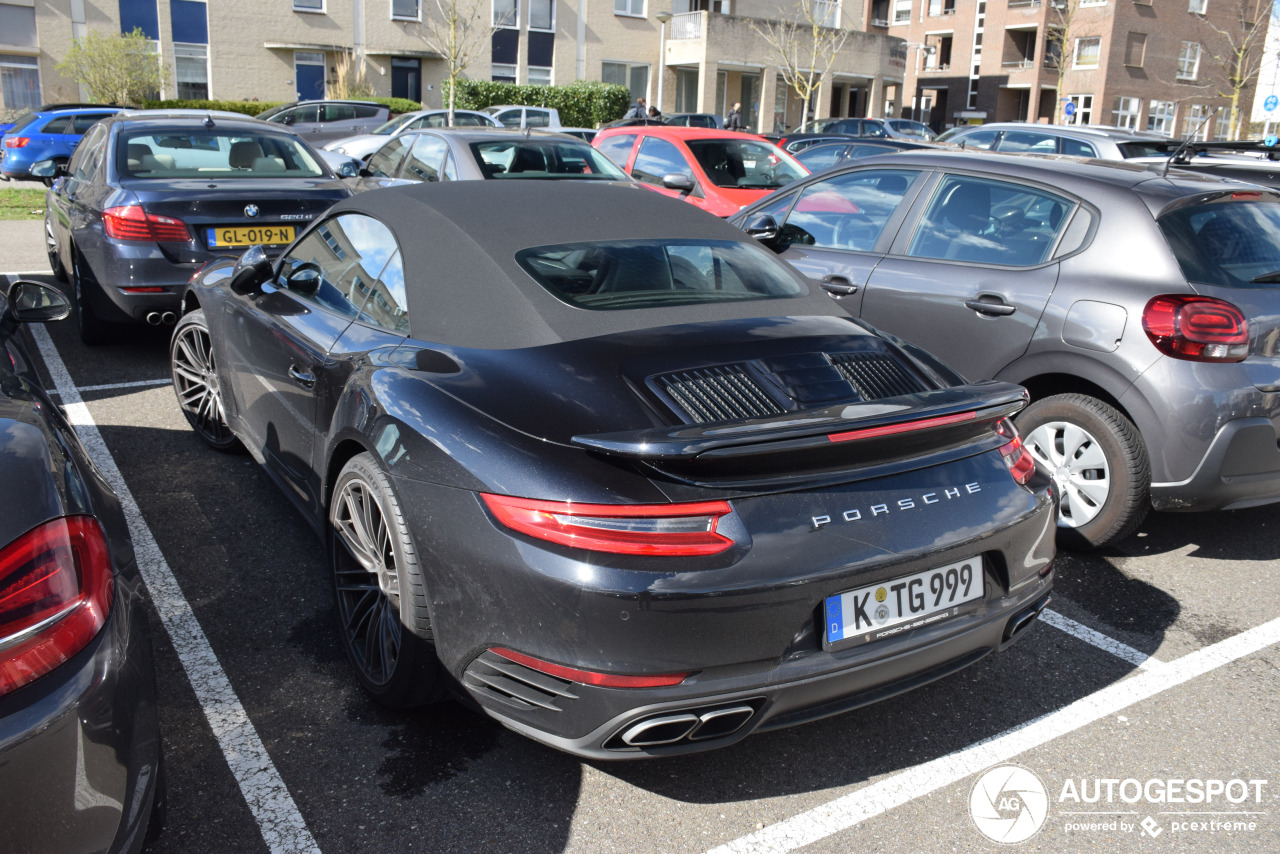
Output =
[
  {"x1": 655, "y1": 364, "x2": 785, "y2": 424},
  {"x1": 830, "y1": 351, "x2": 927, "y2": 400}
]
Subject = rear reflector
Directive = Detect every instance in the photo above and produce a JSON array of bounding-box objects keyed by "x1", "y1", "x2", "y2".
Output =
[
  {"x1": 0, "y1": 516, "x2": 114, "y2": 697},
  {"x1": 827, "y1": 410, "x2": 977, "y2": 443},
  {"x1": 996, "y1": 419, "x2": 1037, "y2": 486},
  {"x1": 103, "y1": 205, "x2": 191, "y2": 243},
  {"x1": 490, "y1": 647, "x2": 689, "y2": 688},
  {"x1": 480, "y1": 494, "x2": 735, "y2": 556},
  {"x1": 1142, "y1": 295, "x2": 1249, "y2": 362}
]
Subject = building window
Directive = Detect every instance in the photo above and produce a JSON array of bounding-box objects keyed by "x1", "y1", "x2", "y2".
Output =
[
  {"x1": 927, "y1": 0, "x2": 955, "y2": 14},
  {"x1": 491, "y1": 63, "x2": 516, "y2": 83},
  {"x1": 392, "y1": 0, "x2": 420, "y2": 20},
  {"x1": 1124, "y1": 32, "x2": 1146, "y2": 67},
  {"x1": 0, "y1": 5, "x2": 37, "y2": 49},
  {"x1": 293, "y1": 0, "x2": 324, "y2": 11},
  {"x1": 1147, "y1": 99, "x2": 1176, "y2": 135},
  {"x1": 1079, "y1": 0, "x2": 1106, "y2": 6},
  {"x1": 1184, "y1": 104, "x2": 1211, "y2": 139},
  {"x1": 527, "y1": 66, "x2": 552, "y2": 85},
  {"x1": 1066, "y1": 94, "x2": 1093, "y2": 124},
  {"x1": 602, "y1": 60, "x2": 650, "y2": 103},
  {"x1": 174, "y1": 43, "x2": 209, "y2": 99},
  {"x1": 0, "y1": 54, "x2": 40, "y2": 111},
  {"x1": 810, "y1": 0, "x2": 838, "y2": 27},
  {"x1": 1073, "y1": 37, "x2": 1100, "y2": 68},
  {"x1": 529, "y1": 0, "x2": 554, "y2": 30},
  {"x1": 1177, "y1": 41, "x2": 1201, "y2": 81},
  {"x1": 1189, "y1": 0, "x2": 1207, "y2": 12},
  {"x1": 893, "y1": 0, "x2": 912, "y2": 23},
  {"x1": 1112, "y1": 95, "x2": 1141, "y2": 130},
  {"x1": 614, "y1": 0, "x2": 645, "y2": 16},
  {"x1": 494, "y1": 0, "x2": 518, "y2": 27}
]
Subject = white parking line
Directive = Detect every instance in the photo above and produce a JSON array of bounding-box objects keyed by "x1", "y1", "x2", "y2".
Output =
[
  {"x1": 28, "y1": 324, "x2": 321, "y2": 854},
  {"x1": 704, "y1": 615, "x2": 1280, "y2": 854},
  {"x1": 1040, "y1": 608, "x2": 1164, "y2": 670},
  {"x1": 46, "y1": 377, "x2": 172, "y2": 395}
]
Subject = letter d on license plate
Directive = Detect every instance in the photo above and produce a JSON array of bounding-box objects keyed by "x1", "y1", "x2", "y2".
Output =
[{"x1": 824, "y1": 557, "x2": 983, "y2": 647}]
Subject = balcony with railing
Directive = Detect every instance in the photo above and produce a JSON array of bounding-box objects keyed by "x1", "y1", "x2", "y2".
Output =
[{"x1": 669, "y1": 10, "x2": 703, "y2": 39}]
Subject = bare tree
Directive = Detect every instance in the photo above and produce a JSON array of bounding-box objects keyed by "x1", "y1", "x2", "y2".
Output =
[
  {"x1": 752, "y1": 1, "x2": 852, "y2": 131},
  {"x1": 1044, "y1": 0, "x2": 1100, "y2": 124},
  {"x1": 56, "y1": 28, "x2": 172, "y2": 106},
  {"x1": 1199, "y1": 0, "x2": 1272, "y2": 139},
  {"x1": 410, "y1": 0, "x2": 496, "y2": 124}
]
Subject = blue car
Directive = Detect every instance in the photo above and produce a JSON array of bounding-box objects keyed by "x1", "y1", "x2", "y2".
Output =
[{"x1": 1, "y1": 106, "x2": 121, "y2": 181}]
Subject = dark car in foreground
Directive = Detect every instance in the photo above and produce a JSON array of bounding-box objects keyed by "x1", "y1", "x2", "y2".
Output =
[
  {"x1": 1, "y1": 105, "x2": 122, "y2": 181},
  {"x1": 171, "y1": 181, "x2": 1054, "y2": 758},
  {"x1": 41, "y1": 112, "x2": 351, "y2": 344},
  {"x1": 0, "y1": 279, "x2": 161, "y2": 851},
  {"x1": 731, "y1": 150, "x2": 1280, "y2": 549}
]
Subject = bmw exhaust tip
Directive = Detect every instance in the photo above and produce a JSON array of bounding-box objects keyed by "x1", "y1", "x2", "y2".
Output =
[
  {"x1": 145, "y1": 312, "x2": 161, "y2": 325},
  {"x1": 161, "y1": 311, "x2": 177, "y2": 325}
]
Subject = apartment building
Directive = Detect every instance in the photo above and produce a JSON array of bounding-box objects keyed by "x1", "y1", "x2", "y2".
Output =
[
  {"x1": 889, "y1": 0, "x2": 1261, "y2": 138},
  {"x1": 1, "y1": 0, "x2": 906, "y2": 132}
]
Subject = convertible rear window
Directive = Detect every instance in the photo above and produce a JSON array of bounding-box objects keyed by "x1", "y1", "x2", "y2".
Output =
[
  {"x1": 116, "y1": 130, "x2": 326, "y2": 178},
  {"x1": 1158, "y1": 198, "x2": 1280, "y2": 288},
  {"x1": 517, "y1": 239, "x2": 807, "y2": 310}
]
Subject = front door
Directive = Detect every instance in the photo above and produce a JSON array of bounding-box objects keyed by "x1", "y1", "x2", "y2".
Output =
[
  {"x1": 295, "y1": 52, "x2": 325, "y2": 101},
  {"x1": 391, "y1": 58, "x2": 421, "y2": 103}
]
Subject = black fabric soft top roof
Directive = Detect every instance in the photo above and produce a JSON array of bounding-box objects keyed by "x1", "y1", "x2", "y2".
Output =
[{"x1": 327, "y1": 181, "x2": 847, "y2": 349}]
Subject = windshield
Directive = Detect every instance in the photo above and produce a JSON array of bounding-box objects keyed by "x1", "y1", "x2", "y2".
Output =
[
  {"x1": 471, "y1": 140, "x2": 629, "y2": 179},
  {"x1": 372, "y1": 116, "x2": 409, "y2": 135},
  {"x1": 517, "y1": 238, "x2": 807, "y2": 310},
  {"x1": 1118, "y1": 141, "x2": 1176, "y2": 158},
  {"x1": 1158, "y1": 197, "x2": 1280, "y2": 288},
  {"x1": 117, "y1": 130, "x2": 327, "y2": 178},
  {"x1": 686, "y1": 139, "x2": 806, "y2": 189}
]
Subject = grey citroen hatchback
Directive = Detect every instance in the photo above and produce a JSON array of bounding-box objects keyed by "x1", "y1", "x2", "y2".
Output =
[{"x1": 732, "y1": 150, "x2": 1280, "y2": 549}]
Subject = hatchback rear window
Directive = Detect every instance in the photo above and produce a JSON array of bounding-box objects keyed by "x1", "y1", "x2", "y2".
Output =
[
  {"x1": 471, "y1": 140, "x2": 628, "y2": 179},
  {"x1": 117, "y1": 130, "x2": 326, "y2": 178},
  {"x1": 517, "y1": 239, "x2": 806, "y2": 310},
  {"x1": 1159, "y1": 198, "x2": 1280, "y2": 288},
  {"x1": 685, "y1": 139, "x2": 805, "y2": 189}
]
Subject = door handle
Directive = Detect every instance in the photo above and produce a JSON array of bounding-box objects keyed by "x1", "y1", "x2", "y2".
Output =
[
  {"x1": 964, "y1": 297, "x2": 1016, "y2": 317},
  {"x1": 820, "y1": 275, "x2": 859, "y2": 297},
  {"x1": 288, "y1": 364, "x2": 316, "y2": 389}
]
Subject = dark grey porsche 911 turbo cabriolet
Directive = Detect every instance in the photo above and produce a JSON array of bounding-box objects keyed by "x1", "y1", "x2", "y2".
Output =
[{"x1": 171, "y1": 181, "x2": 1056, "y2": 759}]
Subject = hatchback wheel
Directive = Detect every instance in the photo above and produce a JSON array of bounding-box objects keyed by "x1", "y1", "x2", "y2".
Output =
[
  {"x1": 45, "y1": 218, "x2": 67, "y2": 282},
  {"x1": 1017, "y1": 393, "x2": 1150, "y2": 551},
  {"x1": 329, "y1": 452, "x2": 443, "y2": 707},
  {"x1": 170, "y1": 310, "x2": 241, "y2": 452}
]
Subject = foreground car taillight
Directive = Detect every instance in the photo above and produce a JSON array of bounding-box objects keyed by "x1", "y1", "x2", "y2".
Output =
[
  {"x1": 3, "y1": 137, "x2": 28, "y2": 148},
  {"x1": 1142, "y1": 295, "x2": 1249, "y2": 362},
  {"x1": 490, "y1": 647, "x2": 689, "y2": 688},
  {"x1": 103, "y1": 204, "x2": 191, "y2": 242},
  {"x1": 996, "y1": 419, "x2": 1037, "y2": 486},
  {"x1": 480, "y1": 495, "x2": 735, "y2": 556},
  {"x1": 0, "y1": 517, "x2": 114, "y2": 697}
]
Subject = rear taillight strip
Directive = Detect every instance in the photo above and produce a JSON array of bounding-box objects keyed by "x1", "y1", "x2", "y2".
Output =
[{"x1": 827, "y1": 410, "x2": 977, "y2": 443}]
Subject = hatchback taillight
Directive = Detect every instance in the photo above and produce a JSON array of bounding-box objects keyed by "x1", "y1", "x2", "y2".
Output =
[
  {"x1": 3, "y1": 137, "x2": 28, "y2": 148},
  {"x1": 1142, "y1": 295, "x2": 1249, "y2": 362},
  {"x1": 0, "y1": 516, "x2": 114, "y2": 697},
  {"x1": 996, "y1": 419, "x2": 1037, "y2": 486},
  {"x1": 481, "y1": 495, "x2": 736, "y2": 556},
  {"x1": 103, "y1": 204, "x2": 191, "y2": 242}
]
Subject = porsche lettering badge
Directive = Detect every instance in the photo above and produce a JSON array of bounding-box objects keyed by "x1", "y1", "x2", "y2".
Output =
[{"x1": 811, "y1": 483, "x2": 982, "y2": 530}]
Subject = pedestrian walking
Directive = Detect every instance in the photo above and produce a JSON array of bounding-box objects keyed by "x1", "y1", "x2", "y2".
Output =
[
  {"x1": 725, "y1": 102, "x2": 743, "y2": 131},
  {"x1": 624, "y1": 97, "x2": 647, "y2": 120}
]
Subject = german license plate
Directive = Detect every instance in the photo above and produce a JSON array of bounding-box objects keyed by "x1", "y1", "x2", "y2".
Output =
[
  {"x1": 824, "y1": 557, "x2": 983, "y2": 647},
  {"x1": 206, "y1": 225, "x2": 295, "y2": 249}
]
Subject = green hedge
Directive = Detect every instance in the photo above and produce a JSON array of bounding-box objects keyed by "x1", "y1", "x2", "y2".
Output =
[
  {"x1": 137, "y1": 96, "x2": 423, "y2": 115},
  {"x1": 446, "y1": 79, "x2": 630, "y2": 129}
]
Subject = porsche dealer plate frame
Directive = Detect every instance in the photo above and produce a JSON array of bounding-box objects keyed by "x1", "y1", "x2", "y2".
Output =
[
  {"x1": 206, "y1": 225, "x2": 296, "y2": 249},
  {"x1": 824, "y1": 557, "x2": 984, "y2": 648}
]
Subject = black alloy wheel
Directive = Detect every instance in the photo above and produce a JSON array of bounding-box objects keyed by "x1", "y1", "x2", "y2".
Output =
[
  {"x1": 45, "y1": 217, "x2": 66, "y2": 282},
  {"x1": 71, "y1": 250, "x2": 113, "y2": 345},
  {"x1": 329, "y1": 452, "x2": 442, "y2": 707},
  {"x1": 170, "y1": 309, "x2": 241, "y2": 452}
]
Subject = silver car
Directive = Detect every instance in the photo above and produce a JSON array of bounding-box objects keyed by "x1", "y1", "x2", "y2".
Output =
[
  {"x1": 732, "y1": 149, "x2": 1280, "y2": 549},
  {"x1": 939, "y1": 122, "x2": 1170, "y2": 159},
  {"x1": 323, "y1": 108, "x2": 500, "y2": 161},
  {"x1": 257, "y1": 100, "x2": 390, "y2": 144}
]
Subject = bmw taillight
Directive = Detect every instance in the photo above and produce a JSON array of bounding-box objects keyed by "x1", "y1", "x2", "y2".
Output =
[
  {"x1": 3, "y1": 137, "x2": 28, "y2": 148},
  {"x1": 996, "y1": 419, "x2": 1037, "y2": 486},
  {"x1": 0, "y1": 516, "x2": 114, "y2": 697},
  {"x1": 481, "y1": 495, "x2": 736, "y2": 556},
  {"x1": 1142, "y1": 295, "x2": 1249, "y2": 362},
  {"x1": 103, "y1": 204, "x2": 191, "y2": 243}
]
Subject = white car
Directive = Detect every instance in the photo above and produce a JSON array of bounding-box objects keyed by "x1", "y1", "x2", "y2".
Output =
[
  {"x1": 324, "y1": 109, "x2": 499, "y2": 161},
  {"x1": 482, "y1": 105, "x2": 563, "y2": 130}
]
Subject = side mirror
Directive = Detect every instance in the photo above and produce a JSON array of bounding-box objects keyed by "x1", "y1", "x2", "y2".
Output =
[
  {"x1": 2, "y1": 280, "x2": 71, "y2": 331},
  {"x1": 229, "y1": 245, "x2": 273, "y2": 295},
  {"x1": 30, "y1": 159, "x2": 65, "y2": 179},
  {"x1": 744, "y1": 214, "x2": 780, "y2": 243},
  {"x1": 336, "y1": 159, "x2": 360, "y2": 178},
  {"x1": 286, "y1": 265, "x2": 322, "y2": 296},
  {"x1": 282, "y1": 114, "x2": 296, "y2": 126},
  {"x1": 662, "y1": 173, "x2": 696, "y2": 193}
]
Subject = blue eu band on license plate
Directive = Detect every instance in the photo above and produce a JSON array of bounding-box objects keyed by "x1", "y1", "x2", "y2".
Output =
[{"x1": 824, "y1": 557, "x2": 983, "y2": 646}]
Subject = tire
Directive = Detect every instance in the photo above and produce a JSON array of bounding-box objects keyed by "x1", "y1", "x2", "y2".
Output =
[
  {"x1": 45, "y1": 217, "x2": 67, "y2": 282},
  {"x1": 71, "y1": 250, "x2": 115, "y2": 345},
  {"x1": 329, "y1": 452, "x2": 444, "y2": 707},
  {"x1": 170, "y1": 309, "x2": 242, "y2": 452},
  {"x1": 1017, "y1": 393, "x2": 1150, "y2": 551}
]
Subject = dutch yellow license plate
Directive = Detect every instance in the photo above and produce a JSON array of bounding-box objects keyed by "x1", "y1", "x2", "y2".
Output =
[{"x1": 207, "y1": 225, "x2": 296, "y2": 249}]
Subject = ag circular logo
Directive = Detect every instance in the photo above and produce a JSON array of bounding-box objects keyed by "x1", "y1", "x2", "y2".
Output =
[{"x1": 969, "y1": 765, "x2": 1049, "y2": 844}]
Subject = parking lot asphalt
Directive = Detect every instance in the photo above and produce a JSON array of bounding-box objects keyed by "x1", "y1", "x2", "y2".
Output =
[{"x1": 3, "y1": 221, "x2": 1280, "y2": 853}]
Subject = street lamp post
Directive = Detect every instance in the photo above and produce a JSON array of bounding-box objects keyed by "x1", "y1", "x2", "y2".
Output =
[{"x1": 656, "y1": 11, "x2": 673, "y2": 113}]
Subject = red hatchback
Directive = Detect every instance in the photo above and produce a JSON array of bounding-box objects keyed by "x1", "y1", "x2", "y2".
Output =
[{"x1": 594, "y1": 125, "x2": 807, "y2": 217}]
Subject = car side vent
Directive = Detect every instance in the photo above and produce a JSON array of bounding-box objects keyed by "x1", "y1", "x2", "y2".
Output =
[
  {"x1": 830, "y1": 351, "x2": 928, "y2": 400},
  {"x1": 463, "y1": 650, "x2": 578, "y2": 713},
  {"x1": 655, "y1": 365, "x2": 785, "y2": 424}
]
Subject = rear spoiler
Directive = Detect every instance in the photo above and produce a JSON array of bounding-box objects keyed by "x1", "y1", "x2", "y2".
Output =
[{"x1": 572, "y1": 381, "x2": 1028, "y2": 461}]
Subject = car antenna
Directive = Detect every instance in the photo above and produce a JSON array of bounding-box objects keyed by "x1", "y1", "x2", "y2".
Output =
[
  {"x1": 204, "y1": 114, "x2": 215, "y2": 129},
  {"x1": 1162, "y1": 107, "x2": 1220, "y2": 177}
]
